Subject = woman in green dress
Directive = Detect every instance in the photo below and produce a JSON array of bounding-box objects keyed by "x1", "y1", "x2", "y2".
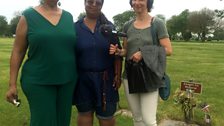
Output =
[{"x1": 6, "y1": 0, "x2": 77, "y2": 126}]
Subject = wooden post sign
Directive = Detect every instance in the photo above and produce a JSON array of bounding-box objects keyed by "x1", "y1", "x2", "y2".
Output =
[{"x1": 180, "y1": 81, "x2": 202, "y2": 94}]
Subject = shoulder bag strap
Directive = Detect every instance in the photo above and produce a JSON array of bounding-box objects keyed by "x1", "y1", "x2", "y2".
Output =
[{"x1": 150, "y1": 17, "x2": 160, "y2": 46}]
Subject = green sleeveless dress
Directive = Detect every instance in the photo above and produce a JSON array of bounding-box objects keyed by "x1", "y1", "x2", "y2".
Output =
[{"x1": 21, "y1": 8, "x2": 77, "y2": 85}]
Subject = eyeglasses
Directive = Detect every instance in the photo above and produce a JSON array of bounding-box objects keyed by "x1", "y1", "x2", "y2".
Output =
[{"x1": 86, "y1": 0, "x2": 102, "y2": 7}]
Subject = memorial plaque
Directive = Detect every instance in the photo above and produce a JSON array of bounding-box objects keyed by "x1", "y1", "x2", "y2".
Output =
[{"x1": 181, "y1": 81, "x2": 202, "y2": 94}]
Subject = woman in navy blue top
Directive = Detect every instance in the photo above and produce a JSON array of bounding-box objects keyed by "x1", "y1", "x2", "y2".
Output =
[{"x1": 73, "y1": 0, "x2": 122, "y2": 126}]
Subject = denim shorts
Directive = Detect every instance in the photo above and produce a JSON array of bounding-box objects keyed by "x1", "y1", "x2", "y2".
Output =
[
  {"x1": 76, "y1": 102, "x2": 117, "y2": 119},
  {"x1": 73, "y1": 69, "x2": 119, "y2": 119}
]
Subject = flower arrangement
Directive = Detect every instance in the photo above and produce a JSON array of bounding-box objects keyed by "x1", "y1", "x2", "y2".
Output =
[{"x1": 173, "y1": 88, "x2": 211, "y2": 125}]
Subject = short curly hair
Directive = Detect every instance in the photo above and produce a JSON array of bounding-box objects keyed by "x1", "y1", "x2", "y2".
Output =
[{"x1": 129, "y1": 0, "x2": 154, "y2": 12}]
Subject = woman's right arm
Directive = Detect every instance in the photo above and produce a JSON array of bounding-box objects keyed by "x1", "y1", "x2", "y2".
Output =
[
  {"x1": 6, "y1": 16, "x2": 28, "y2": 103},
  {"x1": 109, "y1": 37, "x2": 127, "y2": 57}
]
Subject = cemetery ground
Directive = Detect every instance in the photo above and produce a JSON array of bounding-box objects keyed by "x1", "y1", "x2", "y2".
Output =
[{"x1": 1, "y1": 38, "x2": 224, "y2": 126}]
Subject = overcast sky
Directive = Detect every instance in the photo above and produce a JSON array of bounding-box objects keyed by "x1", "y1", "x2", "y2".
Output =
[{"x1": 0, "y1": 0, "x2": 223, "y2": 22}]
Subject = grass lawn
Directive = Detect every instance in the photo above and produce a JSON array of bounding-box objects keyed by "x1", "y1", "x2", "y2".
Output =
[{"x1": 1, "y1": 38, "x2": 224, "y2": 126}]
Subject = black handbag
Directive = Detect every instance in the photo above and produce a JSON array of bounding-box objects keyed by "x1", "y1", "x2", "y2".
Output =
[{"x1": 126, "y1": 60, "x2": 160, "y2": 93}]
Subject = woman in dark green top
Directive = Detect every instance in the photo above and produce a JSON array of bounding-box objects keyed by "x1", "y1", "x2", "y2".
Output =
[{"x1": 6, "y1": 0, "x2": 77, "y2": 126}]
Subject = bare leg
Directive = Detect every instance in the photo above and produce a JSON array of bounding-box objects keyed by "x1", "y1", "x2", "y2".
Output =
[
  {"x1": 77, "y1": 112, "x2": 94, "y2": 126},
  {"x1": 99, "y1": 117, "x2": 115, "y2": 126}
]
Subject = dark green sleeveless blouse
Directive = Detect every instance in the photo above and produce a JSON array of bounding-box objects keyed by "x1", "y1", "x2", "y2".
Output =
[{"x1": 21, "y1": 8, "x2": 77, "y2": 85}]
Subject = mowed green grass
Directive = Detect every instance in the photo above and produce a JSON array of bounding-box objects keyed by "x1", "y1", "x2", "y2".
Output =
[
  {"x1": 158, "y1": 42, "x2": 224, "y2": 125},
  {"x1": 0, "y1": 38, "x2": 132, "y2": 126},
  {"x1": 1, "y1": 38, "x2": 224, "y2": 126}
]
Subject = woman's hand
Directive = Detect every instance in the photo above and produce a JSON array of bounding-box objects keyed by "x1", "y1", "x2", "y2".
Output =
[
  {"x1": 131, "y1": 51, "x2": 142, "y2": 62},
  {"x1": 113, "y1": 74, "x2": 121, "y2": 90},
  {"x1": 109, "y1": 44, "x2": 119, "y2": 55},
  {"x1": 6, "y1": 85, "x2": 18, "y2": 104}
]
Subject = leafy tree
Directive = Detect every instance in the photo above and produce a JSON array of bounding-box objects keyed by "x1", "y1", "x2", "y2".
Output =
[
  {"x1": 177, "y1": 10, "x2": 189, "y2": 34},
  {"x1": 8, "y1": 15, "x2": 20, "y2": 35},
  {"x1": 188, "y1": 8, "x2": 215, "y2": 42},
  {"x1": 8, "y1": 11, "x2": 22, "y2": 36},
  {"x1": 213, "y1": 9, "x2": 224, "y2": 41},
  {"x1": 182, "y1": 30, "x2": 192, "y2": 41},
  {"x1": 213, "y1": 27, "x2": 224, "y2": 41},
  {"x1": 167, "y1": 15, "x2": 179, "y2": 40},
  {"x1": 113, "y1": 10, "x2": 135, "y2": 31},
  {"x1": 166, "y1": 9, "x2": 190, "y2": 41},
  {"x1": 187, "y1": 11, "x2": 201, "y2": 40},
  {"x1": 0, "y1": 15, "x2": 8, "y2": 36}
]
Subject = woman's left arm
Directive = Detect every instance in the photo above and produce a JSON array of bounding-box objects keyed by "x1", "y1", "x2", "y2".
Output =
[{"x1": 159, "y1": 38, "x2": 172, "y2": 56}]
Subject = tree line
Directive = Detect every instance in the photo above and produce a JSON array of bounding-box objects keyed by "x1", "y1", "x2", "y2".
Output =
[
  {"x1": 1, "y1": 8, "x2": 224, "y2": 41},
  {"x1": 0, "y1": 12, "x2": 20, "y2": 37},
  {"x1": 113, "y1": 8, "x2": 224, "y2": 42}
]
